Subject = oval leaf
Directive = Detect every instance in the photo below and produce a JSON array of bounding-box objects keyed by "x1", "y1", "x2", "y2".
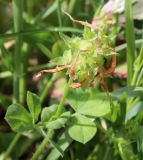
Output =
[
  {"x1": 27, "y1": 91, "x2": 41, "y2": 123},
  {"x1": 68, "y1": 114, "x2": 97, "y2": 144},
  {"x1": 77, "y1": 98, "x2": 110, "y2": 117},
  {"x1": 5, "y1": 104, "x2": 33, "y2": 133},
  {"x1": 41, "y1": 104, "x2": 58, "y2": 122},
  {"x1": 67, "y1": 89, "x2": 110, "y2": 117}
]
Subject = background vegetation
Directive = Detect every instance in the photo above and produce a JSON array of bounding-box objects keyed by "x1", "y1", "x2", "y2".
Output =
[{"x1": 0, "y1": 0, "x2": 143, "y2": 160}]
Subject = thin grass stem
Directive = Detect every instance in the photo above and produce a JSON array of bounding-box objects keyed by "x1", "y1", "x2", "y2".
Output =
[
  {"x1": 125, "y1": 0, "x2": 136, "y2": 85},
  {"x1": 56, "y1": 0, "x2": 63, "y2": 27},
  {"x1": 4, "y1": 1, "x2": 24, "y2": 159}
]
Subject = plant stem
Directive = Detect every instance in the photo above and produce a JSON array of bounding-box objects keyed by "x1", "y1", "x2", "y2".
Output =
[
  {"x1": 31, "y1": 138, "x2": 49, "y2": 160},
  {"x1": 19, "y1": 43, "x2": 30, "y2": 104},
  {"x1": 125, "y1": 0, "x2": 136, "y2": 85},
  {"x1": 0, "y1": 27, "x2": 82, "y2": 39},
  {"x1": 12, "y1": 0, "x2": 23, "y2": 103},
  {"x1": 3, "y1": 133, "x2": 21, "y2": 160},
  {"x1": 27, "y1": 0, "x2": 34, "y2": 22},
  {"x1": 56, "y1": 0, "x2": 62, "y2": 27},
  {"x1": 54, "y1": 78, "x2": 73, "y2": 117},
  {"x1": 31, "y1": 78, "x2": 72, "y2": 159},
  {"x1": 4, "y1": 1, "x2": 24, "y2": 159},
  {"x1": 40, "y1": 74, "x2": 58, "y2": 103}
]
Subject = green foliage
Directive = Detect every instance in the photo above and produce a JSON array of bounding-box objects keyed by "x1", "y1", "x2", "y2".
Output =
[
  {"x1": 138, "y1": 127, "x2": 143, "y2": 156},
  {"x1": 83, "y1": 26, "x2": 95, "y2": 39},
  {"x1": 50, "y1": 49, "x2": 72, "y2": 66},
  {"x1": 52, "y1": 40, "x2": 67, "y2": 58},
  {"x1": 5, "y1": 104, "x2": 33, "y2": 133},
  {"x1": 1, "y1": 0, "x2": 143, "y2": 160},
  {"x1": 27, "y1": 91, "x2": 41, "y2": 123},
  {"x1": 41, "y1": 104, "x2": 58, "y2": 122},
  {"x1": 117, "y1": 138, "x2": 137, "y2": 160},
  {"x1": 68, "y1": 114, "x2": 97, "y2": 144},
  {"x1": 126, "y1": 102, "x2": 143, "y2": 121},
  {"x1": 46, "y1": 130, "x2": 73, "y2": 160},
  {"x1": 43, "y1": 111, "x2": 71, "y2": 130},
  {"x1": 46, "y1": 111, "x2": 70, "y2": 129},
  {"x1": 67, "y1": 89, "x2": 110, "y2": 117},
  {"x1": 0, "y1": 44, "x2": 13, "y2": 71},
  {"x1": 125, "y1": 0, "x2": 136, "y2": 84},
  {"x1": 113, "y1": 86, "x2": 143, "y2": 99},
  {"x1": 37, "y1": 43, "x2": 53, "y2": 59}
]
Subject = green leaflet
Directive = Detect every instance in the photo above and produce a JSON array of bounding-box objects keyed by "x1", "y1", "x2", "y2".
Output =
[
  {"x1": 42, "y1": 109, "x2": 71, "y2": 130},
  {"x1": 68, "y1": 114, "x2": 97, "y2": 144},
  {"x1": 41, "y1": 104, "x2": 58, "y2": 122},
  {"x1": 5, "y1": 104, "x2": 33, "y2": 133},
  {"x1": 27, "y1": 91, "x2": 41, "y2": 123},
  {"x1": 67, "y1": 89, "x2": 110, "y2": 117}
]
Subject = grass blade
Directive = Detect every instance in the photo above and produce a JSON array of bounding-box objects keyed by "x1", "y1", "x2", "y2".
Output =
[{"x1": 125, "y1": 0, "x2": 136, "y2": 85}]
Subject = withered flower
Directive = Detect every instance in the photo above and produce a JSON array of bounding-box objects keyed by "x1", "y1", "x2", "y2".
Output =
[{"x1": 35, "y1": 11, "x2": 117, "y2": 98}]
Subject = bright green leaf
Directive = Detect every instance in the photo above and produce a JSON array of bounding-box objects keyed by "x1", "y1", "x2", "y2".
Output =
[
  {"x1": 77, "y1": 98, "x2": 110, "y2": 117},
  {"x1": 68, "y1": 114, "x2": 97, "y2": 144},
  {"x1": 67, "y1": 89, "x2": 110, "y2": 117},
  {"x1": 41, "y1": 104, "x2": 58, "y2": 122},
  {"x1": 5, "y1": 104, "x2": 33, "y2": 133},
  {"x1": 27, "y1": 91, "x2": 41, "y2": 123},
  {"x1": 67, "y1": 89, "x2": 90, "y2": 111},
  {"x1": 46, "y1": 112, "x2": 71, "y2": 130}
]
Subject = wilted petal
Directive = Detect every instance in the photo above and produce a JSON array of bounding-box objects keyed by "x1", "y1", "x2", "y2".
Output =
[{"x1": 102, "y1": 0, "x2": 125, "y2": 14}]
